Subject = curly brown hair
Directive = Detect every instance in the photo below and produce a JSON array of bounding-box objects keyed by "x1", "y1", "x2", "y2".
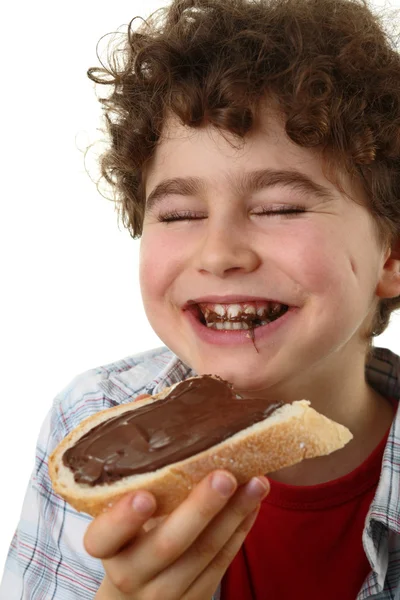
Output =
[{"x1": 87, "y1": 0, "x2": 400, "y2": 341}]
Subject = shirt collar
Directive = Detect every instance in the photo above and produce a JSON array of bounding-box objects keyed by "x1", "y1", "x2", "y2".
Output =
[
  {"x1": 98, "y1": 349, "x2": 196, "y2": 404},
  {"x1": 362, "y1": 346, "x2": 400, "y2": 592}
]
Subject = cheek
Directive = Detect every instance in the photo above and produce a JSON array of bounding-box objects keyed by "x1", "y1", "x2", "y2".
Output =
[
  {"x1": 283, "y1": 225, "x2": 348, "y2": 294},
  {"x1": 288, "y1": 224, "x2": 379, "y2": 342},
  {"x1": 296, "y1": 225, "x2": 380, "y2": 298},
  {"x1": 139, "y1": 229, "x2": 186, "y2": 302},
  {"x1": 283, "y1": 224, "x2": 371, "y2": 332}
]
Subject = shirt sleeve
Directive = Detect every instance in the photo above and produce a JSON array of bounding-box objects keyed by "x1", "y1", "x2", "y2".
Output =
[
  {"x1": 0, "y1": 347, "x2": 222, "y2": 600},
  {"x1": 0, "y1": 397, "x2": 104, "y2": 599}
]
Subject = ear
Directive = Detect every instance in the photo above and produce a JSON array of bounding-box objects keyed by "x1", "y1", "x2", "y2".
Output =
[{"x1": 376, "y1": 238, "x2": 400, "y2": 299}]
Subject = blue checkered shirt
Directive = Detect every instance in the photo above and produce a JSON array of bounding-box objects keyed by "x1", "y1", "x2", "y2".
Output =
[{"x1": 1, "y1": 345, "x2": 400, "y2": 599}]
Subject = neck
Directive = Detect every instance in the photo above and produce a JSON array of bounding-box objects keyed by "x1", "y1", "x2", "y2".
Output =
[
  {"x1": 260, "y1": 345, "x2": 394, "y2": 485},
  {"x1": 269, "y1": 385, "x2": 392, "y2": 485}
]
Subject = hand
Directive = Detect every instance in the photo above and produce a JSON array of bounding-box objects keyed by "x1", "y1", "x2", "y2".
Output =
[{"x1": 84, "y1": 469, "x2": 269, "y2": 600}]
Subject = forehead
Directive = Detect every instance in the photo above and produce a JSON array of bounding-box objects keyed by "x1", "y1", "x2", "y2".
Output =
[{"x1": 144, "y1": 106, "x2": 367, "y2": 206}]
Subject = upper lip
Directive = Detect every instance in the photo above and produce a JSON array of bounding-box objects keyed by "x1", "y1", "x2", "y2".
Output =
[{"x1": 183, "y1": 295, "x2": 291, "y2": 307}]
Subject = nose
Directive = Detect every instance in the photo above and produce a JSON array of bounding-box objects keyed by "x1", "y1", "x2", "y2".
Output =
[{"x1": 195, "y1": 221, "x2": 260, "y2": 278}]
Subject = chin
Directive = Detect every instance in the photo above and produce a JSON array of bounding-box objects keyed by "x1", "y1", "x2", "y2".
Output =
[
  {"x1": 165, "y1": 335, "x2": 294, "y2": 393},
  {"x1": 193, "y1": 359, "x2": 275, "y2": 394}
]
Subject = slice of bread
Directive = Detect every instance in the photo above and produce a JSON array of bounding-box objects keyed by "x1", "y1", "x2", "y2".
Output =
[{"x1": 49, "y1": 378, "x2": 353, "y2": 517}]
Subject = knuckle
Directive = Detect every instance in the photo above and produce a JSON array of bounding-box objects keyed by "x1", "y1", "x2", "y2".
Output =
[
  {"x1": 154, "y1": 531, "x2": 180, "y2": 561},
  {"x1": 237, "y1": 510, "x2": 258, "y2": 534},
  {"x1": 142, "y1": 587, "x2": 169, "y2": 600},
  {"x1": 236, "y1": 519, "x2": 254, "y2": 538},
  {"x1": 138, "y1": 590, "x2": 157, "y2": 600},
  {"x1": 211, "y1": 542, "x2": 237, "y2": 571},
  {"x1": 193, "y1": 534, "x2": 219, "y2": 561},
  {"x1": 140, "y1": 582, "x2": 180, "y2": 600},
  {"x1": 197, "y1": 498, "x2": 222, "y2": 521},
  {"x1": 230, "y1": 500, "x2": 251, "y2": 521},
  {"x1": 109, "y1": 569, "x2": 133, "y2": 595},
  {"x1": 197, "y1": 506, "x2": 216, "y2": 522}
]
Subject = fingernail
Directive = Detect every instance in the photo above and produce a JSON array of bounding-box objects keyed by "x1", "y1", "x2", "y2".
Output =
[
  {"x1": 132, "y1": 493, "x2": 154, "y2": 514},
  {"x1": 211, "y1": 472, "x2": 236, "y2": 497},
  {"x1": 245, "y1": 477, "x2": 269, "y2": 499}
]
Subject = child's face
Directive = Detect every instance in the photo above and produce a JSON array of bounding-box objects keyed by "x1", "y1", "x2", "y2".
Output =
[{"x1": 140, "y1": 108, "x2": 388, "y2": 396}]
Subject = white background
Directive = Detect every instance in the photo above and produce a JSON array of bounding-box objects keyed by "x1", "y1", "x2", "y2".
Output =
[{"x1": 1, "y1": 0, "x2": 399, "y2": 577}]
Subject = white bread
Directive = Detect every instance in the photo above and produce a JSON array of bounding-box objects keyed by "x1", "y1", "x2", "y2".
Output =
[{"x1": 49, "y1": 377, "x2": 353, "y2": 517}]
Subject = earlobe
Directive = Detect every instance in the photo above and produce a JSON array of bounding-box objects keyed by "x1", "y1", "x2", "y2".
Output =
[{"x1": 376, "y1": 237, "x2": 400, "y2": 299}]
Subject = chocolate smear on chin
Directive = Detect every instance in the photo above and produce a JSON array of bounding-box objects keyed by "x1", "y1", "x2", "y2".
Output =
[
  {"x1": 204, "y1": 310, "x2": 260, "y2": 352},
  {"x1": 247, "y1": 324, "x2": 259, "y2": 353}
]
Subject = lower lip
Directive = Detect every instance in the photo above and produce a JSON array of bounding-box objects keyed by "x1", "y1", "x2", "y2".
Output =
[{"x1": 184, "y1": 307, "x2": 298, "y2": 346}]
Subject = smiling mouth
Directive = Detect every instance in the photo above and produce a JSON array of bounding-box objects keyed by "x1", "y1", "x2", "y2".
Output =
[{"x1": 191, "y1": 302, "x2": 290, "y2": 330}]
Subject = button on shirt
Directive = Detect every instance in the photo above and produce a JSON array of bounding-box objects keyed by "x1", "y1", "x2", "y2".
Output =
[{"x1": 1, "y1": 346, "x2": 400, "y2": 599}]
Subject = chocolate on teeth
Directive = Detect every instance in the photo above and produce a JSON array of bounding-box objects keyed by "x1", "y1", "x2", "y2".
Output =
[{"x1": 199, "y1": 302, "x2": 289, "y2": 328}]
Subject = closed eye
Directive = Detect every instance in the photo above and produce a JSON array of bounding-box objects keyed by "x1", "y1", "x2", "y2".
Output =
[
  {"x1": 253, "y1": 205, "x2": 307, "y2": 217},
  {"x1": 157, "y1": 205, "x2": 307, "y2": 223},
  {"x1": 157, "y1": 210, "x2": 206, "y2": 223}
]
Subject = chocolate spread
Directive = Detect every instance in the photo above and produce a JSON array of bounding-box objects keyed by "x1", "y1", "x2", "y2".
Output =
[
  {"x1": 63, "y1": 376, "x2": 282, "y2": 486},
  {"x1": 205, "y1": 312, "x2": 260, "y2": 324}
]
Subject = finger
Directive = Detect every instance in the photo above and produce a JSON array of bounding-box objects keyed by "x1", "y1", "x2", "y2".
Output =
[
  {"x1": 109, "y1": 470, "x2": 238, "y2": 589},
  {"x1": 135, "y1": 515, "x2": 168, "y2": 541},
  {"x1": 185, "y1": 505, "x2": 261, "y2": 600},
  {"x1": 141, "y1": 515, "x2": 168, "y2": 533},
  {"x1": 154, "y1": 476, "x2": 269, "y2": 595},
  {"x1": 84, "y1": 490, "x2": 157, "y2": 559}
]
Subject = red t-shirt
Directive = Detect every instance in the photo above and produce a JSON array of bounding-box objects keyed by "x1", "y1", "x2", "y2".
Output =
[{"x1": 221, "y1": 423, "x2": 390, "y2": 600}]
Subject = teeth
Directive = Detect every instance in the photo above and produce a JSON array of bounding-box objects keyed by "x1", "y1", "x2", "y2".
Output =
[
  {"x1": 207, "y1": 321, "x2": 250, "y2": 330},
  {"x1": 226, "y1": 304, "x2": 242, "y2": 319},
  {"x1": 198, "y1": 300, "x2": 288, "y2": 327},
  {"x1": 244, "y1": 305, "x2": 256, "y2": 315},
  {"x1": 270, "y1": 302, "x2": 282, "y2": 315},
  {"x1": 214, "y1": 304, "x2": 226, "y2": 317}
]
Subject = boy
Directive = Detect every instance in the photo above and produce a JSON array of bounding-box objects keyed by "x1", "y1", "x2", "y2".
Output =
[{"x1": 2, "y1": 0, "x2": 400, "y2": 597}]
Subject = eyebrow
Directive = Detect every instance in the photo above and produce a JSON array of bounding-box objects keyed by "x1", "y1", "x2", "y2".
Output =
[{"x1": 145, "y1": 168, "x2": 337, "y2": 212}]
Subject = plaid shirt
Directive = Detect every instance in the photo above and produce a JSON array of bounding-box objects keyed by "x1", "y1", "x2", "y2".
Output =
[{"x1": 1, "y1": 345, "x2": 400, "y2": 600}]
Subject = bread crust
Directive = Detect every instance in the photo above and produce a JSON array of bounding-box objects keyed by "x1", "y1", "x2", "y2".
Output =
[{"x1": 49, "y1": 380, "x2": 353, "y2": 517}]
